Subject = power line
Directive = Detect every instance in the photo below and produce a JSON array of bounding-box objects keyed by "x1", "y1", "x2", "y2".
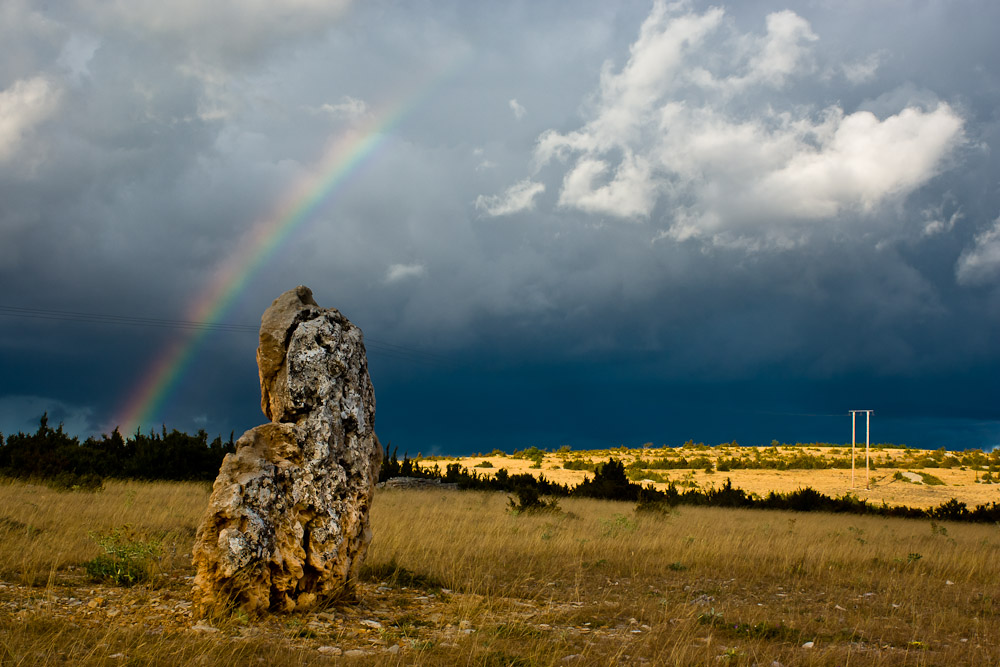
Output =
[
  {"x1": 0, "y1": 304, "x2": 450, "y2": 366},
  {"x1": 0, "y1": 304, "x2": 255, "y2": 333},
  {"x1": 727, "y1": 407, "x2": 847, "y2": 418}
]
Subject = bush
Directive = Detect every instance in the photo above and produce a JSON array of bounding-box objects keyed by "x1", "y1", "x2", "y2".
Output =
[
  {"x1": 512, "y1": 446, "x2": 546, "y2": 461},
  {"x1": 919, "y1": 472, "x2": 946, "y2": 486},
  {"x1": 627, "y1": 468, "x2": 669, "y2": 483},
  {"x1": 46, "y1": 472, "x2": 104, "y2": 492},
  {"x1": 635, "y1": 487, "x2": 674, "y2": 516},
  {"x1": 84, "y1": 525, "x2": 162, "y2": 586},
  {"x1": 574, "y1": 458, "x2": 656, "y2": 502},
  {"x1": 930, "y1": 499, "x2": 968, "y2": 521},
  {"x1": 507, "y1": 487, "x2": 561, "y2": 515}
]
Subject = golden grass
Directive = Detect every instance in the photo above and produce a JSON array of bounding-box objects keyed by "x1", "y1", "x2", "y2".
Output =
[
  {"x1": 448, "y1": 446, "x2": 1000, "y2": 510},
  {"x1": 0, "y1": 478, "x2": 208, "y2": 585},
  {"x1": 1, "y1": 478, "x2": 999, "y2": 665},
  {"x1": 368, "y1": 489, "x2": 1000, "y2": 665}
]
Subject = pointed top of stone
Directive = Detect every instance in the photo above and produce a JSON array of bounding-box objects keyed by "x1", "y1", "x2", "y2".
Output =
[{"x1": 257, "y1": 286, "x2": 322, "y2": 421}]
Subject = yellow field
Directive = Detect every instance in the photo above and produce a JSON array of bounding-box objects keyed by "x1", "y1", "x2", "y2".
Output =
[
  {"x1": 441, "y1": 445, "x2": 1000, "y2": 510},
  {"x1": 1, "y1": 474, "x2": 999, "y2": 665}
]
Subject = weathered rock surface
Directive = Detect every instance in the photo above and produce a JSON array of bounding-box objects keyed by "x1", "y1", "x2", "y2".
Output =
[{"x1": 192, "y1": 286, "x2": 381, "y2": 615}]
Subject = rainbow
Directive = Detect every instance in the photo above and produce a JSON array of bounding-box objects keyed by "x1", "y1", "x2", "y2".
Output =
[{"x1": 114, "y1": 78, "x2": 443, "y2": 435}]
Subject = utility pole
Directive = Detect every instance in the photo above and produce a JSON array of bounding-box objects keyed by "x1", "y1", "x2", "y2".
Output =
[{"x1": 849, "y1": 410, "x2": 874, "y2": 489}]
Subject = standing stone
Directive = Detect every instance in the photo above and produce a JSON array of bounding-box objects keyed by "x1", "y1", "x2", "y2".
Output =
[{"x1": 192, "y1": 286, "x2": 381, "y2": 615}]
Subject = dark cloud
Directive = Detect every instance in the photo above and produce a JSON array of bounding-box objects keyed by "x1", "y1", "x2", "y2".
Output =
[{"x1": 1, "y1": 1, "x2": 998, "y2": 452}]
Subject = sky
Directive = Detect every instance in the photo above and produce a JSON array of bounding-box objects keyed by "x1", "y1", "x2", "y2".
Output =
[{"x1": 1, "y1": 0, "x2": 999, "y2": 454}]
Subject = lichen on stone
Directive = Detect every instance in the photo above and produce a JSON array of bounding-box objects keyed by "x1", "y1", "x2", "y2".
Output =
[{"x1": 192, "y1": 286, "x2": 381, "y2": 616}]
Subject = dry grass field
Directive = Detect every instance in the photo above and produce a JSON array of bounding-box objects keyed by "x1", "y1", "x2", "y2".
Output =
[
  {"x1": 1, "y1": 446, "x2": 999, "y2": 665},
  {"x1": 444, "y1": 444, "x2": 1000, "y2": 510}
]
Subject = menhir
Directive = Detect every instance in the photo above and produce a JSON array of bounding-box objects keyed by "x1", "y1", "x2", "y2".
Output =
[{"x1": 192, "y1": 286, "x2": 381, "y2": 615}]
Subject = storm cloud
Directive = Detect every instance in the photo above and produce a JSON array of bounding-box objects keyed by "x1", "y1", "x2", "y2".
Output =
[{"x1": 1, "y1": 0, "x2": 998, "y2": 452}]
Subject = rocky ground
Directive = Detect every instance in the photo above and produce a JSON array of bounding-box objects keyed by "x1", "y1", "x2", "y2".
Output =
[
  {"x1": 1, "y1": 569, "x2": 667, "y2": 664},
  {"x1": 7, "y1": 566, "x2": 987, "y2": 665}
]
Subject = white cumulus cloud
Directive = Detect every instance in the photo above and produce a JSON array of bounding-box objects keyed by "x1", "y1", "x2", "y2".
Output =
[
  {"x1": 509, "y1": 98, "x2": 526, "y2": 120},
  {"x1": 319, "y1": 95, "x2": 368, "y2": 120},
  {"x1": 0, "y1": 76, "x2": 60, "y2": 162},
  {"x1": 384, "y1": 263, "x2": 427, "y2": 284},
  {"x1": 518, "y1": 2, "x2": 965, "y2": 245},
  {"x1": 956, "y1": 216, "x2": 1000, "y2": 286},
  {"x1": 557, "y1": 152, "x2": 656, "y2": 219},
  {"x1": 475, "y1": 179, "x2": 545, "y2": 217},
  {"x1": 689, "y1": 9, "x2": 817, "y2": 93},
  {"x1": 841, "y1": 51, "x2": 883, "y2": 84},
  {"x1": 921, "y1": 201, "x2": 962, "y2": 237},
  {"x1": 752, "y1": 104, "x2": 964, "y2": 220}
]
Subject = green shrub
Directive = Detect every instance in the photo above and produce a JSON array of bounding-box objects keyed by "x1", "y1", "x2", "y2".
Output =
[
  {"x1": 474, "y1": 460, "x2": 494, "y2": 468},
  {"x1": 600, "y1": 513, "x2": 638, "y2": 536},
  {"x1": 919, "y1": 472, "x2": 946, "y2": 486},
  {"x1": 507, "y1": 487, "x2": 561, "y2": 515},
  {"x1": 512, "y1": 446, "x2": 546, "y2": 461},
  {"x1": 84, "y1": 525, "x2": 162, "y2": 586},
  {"x1": 635, "y1": 488, "x2": 674, "y2": 516},
  {"x1": 627, "y1": 468, "x2": 669, "y2": 483},
  {"x1": 46, "y1": 472, "x2": 104, "y2": 492}
]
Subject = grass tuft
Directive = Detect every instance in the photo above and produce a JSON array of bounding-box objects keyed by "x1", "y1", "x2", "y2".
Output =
[
  {"x1": 360, "y1": 558, "x2": 447, "y2": 591},
  {"x1": 83, "y1": 525, "x2": 162, "y2": 586}
]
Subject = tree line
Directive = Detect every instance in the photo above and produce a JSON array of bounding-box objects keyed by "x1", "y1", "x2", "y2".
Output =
[
  {"x1": 380, "y1": 448, "x2": 1000, "y2": 524},
  {"x1": 0, "y1": 414, "x2": 235, "y2": 488},
  {"x1": 4, "y1": 416, "x2": 998, "y2": 524}
]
